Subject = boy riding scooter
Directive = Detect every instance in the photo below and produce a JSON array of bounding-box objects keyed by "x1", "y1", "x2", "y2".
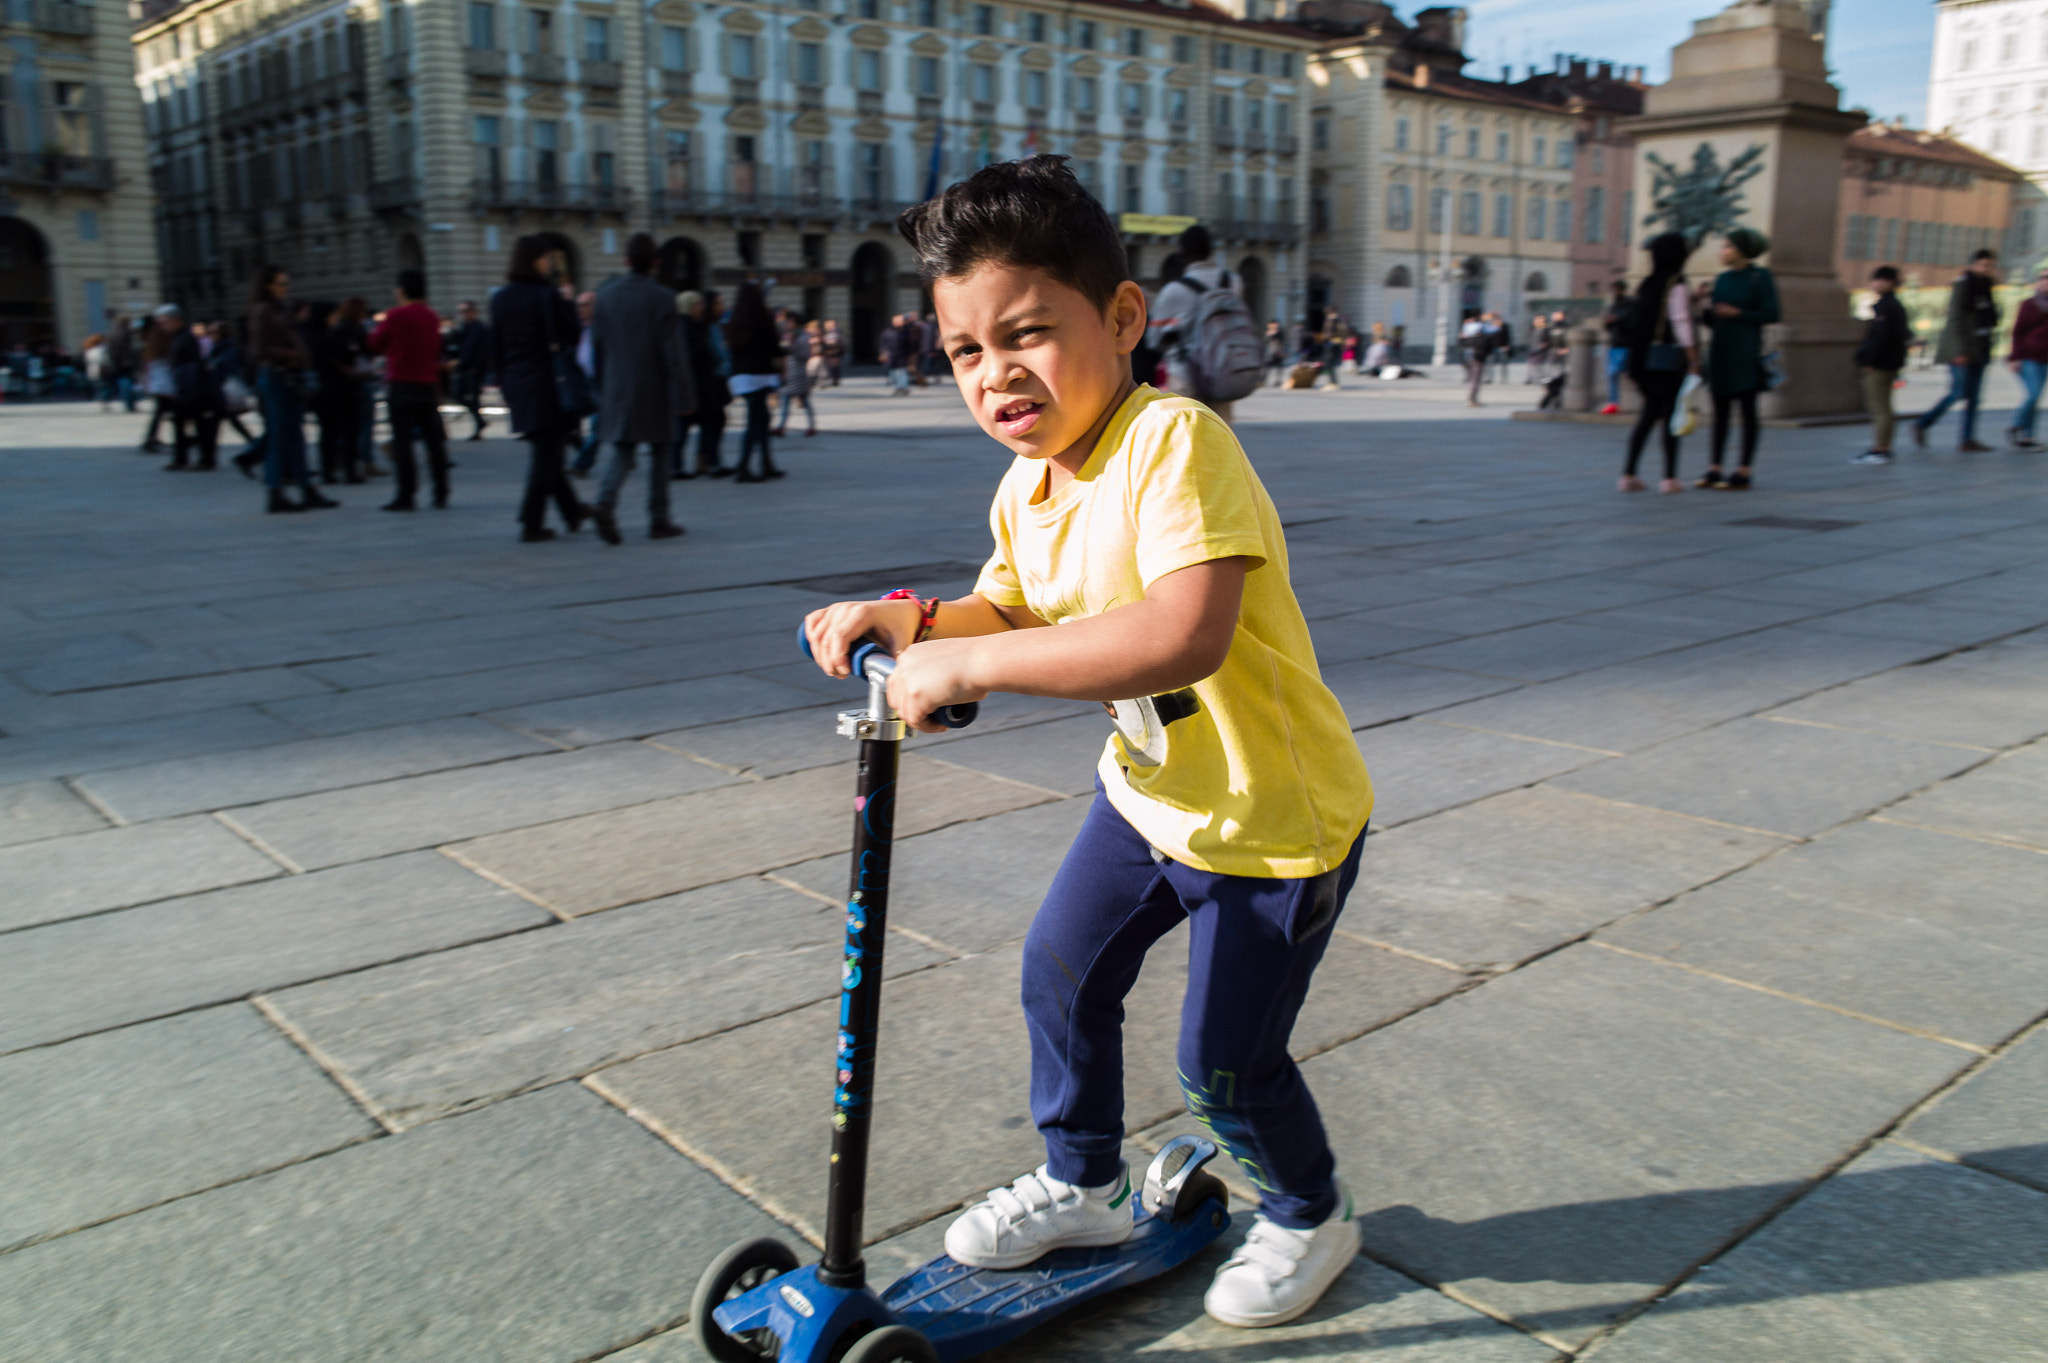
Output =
[{"x1": 805, "y1": 156, "x2": 1374, "y2": 1329}]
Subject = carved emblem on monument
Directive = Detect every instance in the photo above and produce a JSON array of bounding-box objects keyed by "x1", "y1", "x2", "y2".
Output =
[{"x1": 1641, "y1": 142, "x2": 1767, "y2": 247}]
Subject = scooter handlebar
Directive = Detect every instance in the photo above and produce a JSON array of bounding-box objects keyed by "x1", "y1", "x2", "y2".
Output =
[{"x1": 796, "y1": 625, "x2": 978, "y2": 729}]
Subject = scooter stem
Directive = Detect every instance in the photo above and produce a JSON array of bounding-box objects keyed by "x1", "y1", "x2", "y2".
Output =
[{"x1": 818, "y1": 649, "x2": 902, "y2": 1290}]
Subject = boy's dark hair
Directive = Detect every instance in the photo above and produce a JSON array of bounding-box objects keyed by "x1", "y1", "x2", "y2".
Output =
[
  {"x1": 1972, "y1": 248, "x2": 1997, "y2": 263},
  {"x1": 1871, "y1": 265, "x2": 1900, "y2": 284},
  {"x1": 897, "y1": 156, "x2": 1129, "y2": 310},
  {"x1": 396, "y1": 269, "x2": 427, "y2": 301}
]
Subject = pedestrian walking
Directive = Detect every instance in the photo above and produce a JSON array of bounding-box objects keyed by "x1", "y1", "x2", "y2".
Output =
[
  {"x1": 107, "y1": 313, "x2": 138, "y2": 412},
  {"x1": 2005, "y1": 267, "x2": 2048, "y2": 449},
  {"x1": 1618, "y1": 231, "x2": 1698, "y2": 494},
  {"x1": 139, "y1": 312, "x2": 176, "y2": 452},
  {"x1": 366, "y1": 270, "x2": 452, "y2": 511},
  {"x1": 588, "y1": 232, "x2": 693, "y2": 544},
  {"x1": 247, "y1": 265, "x2": 336, "y2": 513},
  {"x1": 675, "y1": 289, "x2": 732, "y2": 477},
  {"x1": 1851, "y1": 265, "x2": 1911, "y2": 466},
  {"x1": 724, "y1": 281, "x2": 784, "y2": 482},
  {"x1": 312, "y1": 299, "x2": 369, "y2": 484},
  {"x1": 881, "y1": 313, "x2": 912, "y2": 394},
  {"x1": 570, "y1": 290, "x2": 602, "y2": 476},
  {"x1": 1459, "y1": 313, "x2": 1488, "y2": 406},
  {"x1": 158, "y1": 306, "x2": 218, "y2": 471},
  {"x1": 776, "y1": 318, "x2": 817, "y2": 436},
  {"x1": 1600, "y1": 280, "x2": 1631, "y2": 414},
  {"x1": 819, "y1": 318, "x2": 845, "y2": 385},
  {"x1": 1696, "y1": 228, "x2": 1781, "y2": 490},
  {"x1": 492, "y1": 235, "x2": 592, "y2": 542},
  {"x1": 1264, "y1": 321, "x2": 1287, "y2": 386},
  {"x1": 1912, "y1": 248, "x2": 2001, "y2": 454},
  {"x1": 917, "y1": 311, "x2": 940, "y2": 385},
  {"x1": 445, "y1": 300, "x2": 491, "y2": 440}
]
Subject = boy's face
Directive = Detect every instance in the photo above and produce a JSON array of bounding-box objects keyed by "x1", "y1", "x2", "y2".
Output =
[{"x1": 934, "y1": 262, "x2": 1146, "y2": 462}]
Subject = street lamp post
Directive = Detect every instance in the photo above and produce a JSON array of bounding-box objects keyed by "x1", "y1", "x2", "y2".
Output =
[{"x1": 1430, "y1": 190, "x2": 1453, "y2": 367}]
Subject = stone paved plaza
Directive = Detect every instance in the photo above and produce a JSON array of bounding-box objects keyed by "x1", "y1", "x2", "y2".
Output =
[{"x1": 2, "y1": 369, "x2": 2045, "y2": 1362}]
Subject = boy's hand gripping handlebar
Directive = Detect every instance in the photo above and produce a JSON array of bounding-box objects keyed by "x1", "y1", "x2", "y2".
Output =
[{"x1": 797, "y1": 625, "x2": 979, "y2": 734}]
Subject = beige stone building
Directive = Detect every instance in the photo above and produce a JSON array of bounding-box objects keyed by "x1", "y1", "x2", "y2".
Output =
[
  {"x1": 1299, "y1": 3, "x2": 1577, "y2": 349},
  {"x1": 2, "y1": 0, "x2": 159, "y2": 352},
  {"x1": 133, "y1": 0, "x2": 1318, "y2": 358}
]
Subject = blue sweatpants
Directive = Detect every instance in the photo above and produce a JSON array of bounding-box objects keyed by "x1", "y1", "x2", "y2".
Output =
[{"x1": 1023, "y1": 781, "x2": 1366, "y2": 1229}]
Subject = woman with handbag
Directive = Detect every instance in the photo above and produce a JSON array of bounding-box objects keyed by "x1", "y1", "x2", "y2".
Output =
[
  {"x1": 1697, "y1": 228, "x2": 1781, "y2": 489},
  {"x1": 490, "y1": 235, "x2": 593, "y2": 542},
  {"x1": 247, "y1": 266, "x2": 336, "y2": 513},
  {"x1": 1619, "y1": 232, "x2": 1699, "y2": 494}
]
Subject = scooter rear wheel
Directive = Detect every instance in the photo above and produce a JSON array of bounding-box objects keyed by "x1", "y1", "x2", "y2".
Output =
[
  {"x1": 841, "y1": 1324, "x2": 940, "y2": 1363},
  {"x1": 1173, "y1": 1169, "x2": 1231, "y2": 1226},
  {"x1": 691, "y1": 1236, "x2": 800, "y2": 1362}
]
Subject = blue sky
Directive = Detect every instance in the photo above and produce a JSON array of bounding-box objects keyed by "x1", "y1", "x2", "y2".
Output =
[{"x1": 1460, "y1": 0, "x2": 1936, "y2": 127}]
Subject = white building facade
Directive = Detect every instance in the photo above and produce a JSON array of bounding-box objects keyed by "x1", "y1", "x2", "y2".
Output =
[{"x1": 1927, "y1": 0, "x2": 2048, "y2": 269}]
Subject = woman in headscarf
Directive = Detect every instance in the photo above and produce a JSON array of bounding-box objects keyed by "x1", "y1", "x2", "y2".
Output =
[
  {"x1": 1619, "y1": 231, "x2": 1699, "y2": 494},
  {"x1": 1696, "y1": 227, "x2": 1781, "y2": 489}
]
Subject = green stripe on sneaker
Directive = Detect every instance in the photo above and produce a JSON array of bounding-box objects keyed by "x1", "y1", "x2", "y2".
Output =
[{"x1": 1107, "y1": 1174, "x2": 1130, "y2": 1211}]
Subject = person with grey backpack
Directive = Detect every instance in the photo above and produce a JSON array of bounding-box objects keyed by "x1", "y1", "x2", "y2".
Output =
[{"x1": 1148, "y1": 224, "x2": 1264, "y2": 424}]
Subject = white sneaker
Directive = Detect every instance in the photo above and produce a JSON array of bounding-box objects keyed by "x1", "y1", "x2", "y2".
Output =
[
  {"x1": 943, "y1": 1163, "x2": 1134, "y2": 1269},
  {"x1": 1204, "y1": 1182, "x2": 1360, "y2": 1328}
]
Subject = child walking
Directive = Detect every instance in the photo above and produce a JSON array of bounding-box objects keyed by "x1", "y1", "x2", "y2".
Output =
[{"x1": 804, "y1": 157, "x2": 1373, "y2": 1329}]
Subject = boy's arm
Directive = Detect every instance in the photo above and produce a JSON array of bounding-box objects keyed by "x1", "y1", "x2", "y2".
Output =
[
  {"x1": 803, "y1": 592, "x2": 1045, "y2": 681},
  {"x1": 886, "y1": 558, "x2": 1248, "y2": 732}
]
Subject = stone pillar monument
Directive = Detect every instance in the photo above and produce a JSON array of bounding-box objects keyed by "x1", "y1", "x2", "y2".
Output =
[{"x1": 1622, "y1": 0, "x2": 1866, "y2": 418}]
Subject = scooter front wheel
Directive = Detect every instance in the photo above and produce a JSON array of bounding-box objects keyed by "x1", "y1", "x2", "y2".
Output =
[
  {"x1": 691, "y1": 1236, "x2": 800, "y2": 1362},
  {"x1": 842, "y1": 1323, "x2": 940, "y2": 1363}
]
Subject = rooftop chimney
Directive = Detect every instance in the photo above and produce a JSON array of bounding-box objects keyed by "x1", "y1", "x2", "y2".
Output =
[
  {"x1": 1569, "y1": 58, "x2": 1588, "y2": 80},
  {"x1": 1596, "y1": 61, "x2": 1611, "y2": 80}
]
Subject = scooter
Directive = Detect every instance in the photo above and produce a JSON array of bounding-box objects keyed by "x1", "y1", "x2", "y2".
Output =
[{"x1": 689, "y1": 630, "x2": 1233, "y2": 1363}]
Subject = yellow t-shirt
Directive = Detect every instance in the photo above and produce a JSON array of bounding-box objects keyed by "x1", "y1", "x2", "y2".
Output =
[{"x1": 974, "y1": 386, "x2": 1372, "y2": 878}]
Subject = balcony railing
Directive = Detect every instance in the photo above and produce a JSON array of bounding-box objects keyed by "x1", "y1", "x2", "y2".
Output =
[
  {"x1": 1273, "y1": 132, "x2": 1299, "y2": 155},
  {"x1": 660, "y1": 68, "x2": 693, "y2": 97},
  {"x1": 1243, "y1": 129, "x2": 1267, "y2": 152},
  {"x1": 1213, "y1": 126, "x2": 1237, "y2": 149},
  {"x1": 1216, "y1": 218, "x2": 1301, "y2": 246},
  {"x1": 384, "y1": 51, "x2": 410, "y2": 84},
  {"x1": 797, "y1": 83, "x2": 824, "y2": 110},
  {"x1": 524, "y1": 52, "x2": 567, "y2": 83},
  {"x1": 471, "y1": 178, "x2": 632, "y2": 214},
  {"x1": 1122, "y1": 115, "x2": 1146, "y2": 139},
  {"x1": 729, "y1": 77, "x2": 760, "y2": 105},
  {"x1": 465, "y1": 48, "x2": 509, "y2": 77},
  {"x1": 648, "y1": 188, "x2": 902, "y2": 222},
  {"x1": 856, "y1": 90, "x2": 883, "y2": 116},
  {"x1": 0, "y1": 151, "x2": 114, "y2": 191},
  {"x1": 370, "y1": 176, "x2": 420, "y2": 211},
  {"x1": 326, "y1": 192, "x2": 352, "y2": 219},
  {"x1": 581, "y1": 59, "x2": 621, "y2": 88}
]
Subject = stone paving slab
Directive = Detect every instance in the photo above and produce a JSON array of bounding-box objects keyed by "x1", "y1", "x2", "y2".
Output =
[
  {"x1": 596, "y1": 930, "x2": 1461, "y2": 1245},
  {"x1": 447, "y1": 753, "x2": 1057, "y2": 916},
  {"x1": 0, "y1": 814, "x2": 282, "y2": 933},
  {"x1": 911, "y1": 714, "x2": 1111, "y2": 796},
  {"x1": 1297, "y1": 944, "x2": 1970, "y2": 1347},
  {"x1": 264, "y1": 877, "x2": 949, "y2": 1130},
  {"x1": 258, "y1": 656, "x2": 662, "y2": 735},
  {"x1": 1901, "y1": 1025, "x2": 2048, "y2": 1190},
  {"x1": 0, "y1": 664, "x2": 334, "y2": 738},
  {"x1": 13, "y1": 645, "x2": 234, "y2": 695},
  {"x1": 1347, "y1": 593, "x2": 1580, "y2": 638},
  {"x1": 1319, "y1": 658, "x2": 1520, "y2": 730},
  {"x1": 1354, "y1": 720, "x2": 1606, "y2": 829},
  {"x1": 1306, "y1": 616, "x2": 1464, "y2": 663},
  {"x1": 1602, "y1": 822, "x2": 2048, "y2": 1048},
  {"x1": 227, "y1": 740, "x2": 740, "y2": 871},
  {"x1": 295, "y1": 629, "x2": 628, "y2": 690},
  {"x1": 0, "y1": 1005, "x2": 377, "y2": 1251},
  {"x1": 0, "y1": 704, "x2": 305, "y2": 784},
  {"x1": 1590, "y1": 1142, "x2": 2048, "y2": 1363},
  {"x1": 1422, "y1": 663, "x2": 1786, "y2": 756},
  {"x1": 1387, "y1": 621, "x2": 1683, "y2": 684},
  {"x1": 1549, "y1": 718, "x2": 1984, "y2": 838},
  {"x1": 484, "y1": 671, "x2": 833, "y2": 746},
  {"x1": 74, "y1": 717, "x2": 555, "y2": 822},
  {"x1": 776, "y1": 795, "x2": 1093, "y2": 955},
  {"x1": 0, "y1": 778, "x2": 106, "y2": 847},
  {"x1": 1760, "y1": 658, "x2": 2048, "y2": 751},
  {"x1": 1344, "y1": 787, "x2": 1789, "y2": 971},
  {"x1": 0, "y1": 852, "x2": 546, "y2": 1054},
  {"x1": 1809, "y1": 598, "x2": 2047, "y2": 649},
  {"x1": 1878, "y1": 738, "x2": 2048, "y2": 852},
  {"x1": 0, "y1": 1083, "x2": 784, "y2": 1363}
]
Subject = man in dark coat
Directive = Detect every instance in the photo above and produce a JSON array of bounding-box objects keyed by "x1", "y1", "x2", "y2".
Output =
[
  {"x1": 1852, "y1": 265, "x2": 1912, "y2": 465},
  {"x1": 1914, "y1": 247, "x2": 2000, "y2": 453},
  {"x1": 447, "y1": 301, "x2": 491, "y2": 439},
  {"x1": 590, "y1": 232, "x2": 694, "y2": 543},
  {"x1": 674, "y1": 290, "x2": 730, "y2": 477}
]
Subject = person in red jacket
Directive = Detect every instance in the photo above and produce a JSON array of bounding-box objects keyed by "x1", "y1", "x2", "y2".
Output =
[
  {"x1": 366, "y1": 270, "x2": 452, "y2": 509},
  {"x1": 2007, "y1": 268, "x2": 2048, "y2": 449}
]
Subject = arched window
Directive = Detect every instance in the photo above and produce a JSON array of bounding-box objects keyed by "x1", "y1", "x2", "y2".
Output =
[
  {"x1": 1525, "y1": 271, "x2": 1548, "y2": 293},
  {"x1": 1384, "y1": 264, "x2": 1413, "y2": 288}
]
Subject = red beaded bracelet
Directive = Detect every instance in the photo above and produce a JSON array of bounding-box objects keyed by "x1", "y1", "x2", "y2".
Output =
[{"x1": 881, "y1": 589, "x2": 941, "y2": 644}]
